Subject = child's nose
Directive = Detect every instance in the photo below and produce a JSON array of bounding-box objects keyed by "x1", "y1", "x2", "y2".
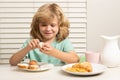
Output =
[{"x1": 46, "y1": 25, "x2": 51, "y2": 31}]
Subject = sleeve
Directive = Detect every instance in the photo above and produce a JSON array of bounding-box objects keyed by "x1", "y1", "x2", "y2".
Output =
[
  {"x1": 63, "y1": 38, "x2": 74, "y2": 52},
  {"x1": 21, "y1": 39, "x2": 30, "y2": 48}
]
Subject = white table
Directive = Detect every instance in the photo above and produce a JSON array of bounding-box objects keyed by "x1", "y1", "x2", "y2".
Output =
[{"x1": 0, "y1": 65, "x2": 120, "y2": 80}]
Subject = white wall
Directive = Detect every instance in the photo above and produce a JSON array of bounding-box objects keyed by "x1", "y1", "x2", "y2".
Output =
[{"x1": 87, "y1": 0, "x2": 120, "y2": 52}]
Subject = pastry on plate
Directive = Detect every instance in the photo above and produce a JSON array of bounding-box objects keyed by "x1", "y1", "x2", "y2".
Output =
[
  {"x1": 17, "y1": 63, "x2": 29, "y2": 69},
  {"x1": 29, "y1": 60, "x2": 38, "y2": 65},
  {"x1": 66, "y1": 62, "x2": 92, "y2": 72},
  {"x1": 79, "y1": 62, "x2": 92, "y2": 72},
  {"x1": 28, "y1": 60, "x2": 39, "y2": 70},
  {"x1": 28, "y1": 65, "x2": 39, "y2": 70}
]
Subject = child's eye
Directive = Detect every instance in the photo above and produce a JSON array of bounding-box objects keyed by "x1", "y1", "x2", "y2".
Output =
[
  {"x1": 51, "y1": 24, "x2": 55, "y2": 27},
  {"x1": 42, "y1": 24, "x2": 47, "y2": 26}
]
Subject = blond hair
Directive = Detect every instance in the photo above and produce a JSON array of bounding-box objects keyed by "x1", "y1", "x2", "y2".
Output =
[{"x1": 30, "y1": 3, "x2": 69, "y2": 42}]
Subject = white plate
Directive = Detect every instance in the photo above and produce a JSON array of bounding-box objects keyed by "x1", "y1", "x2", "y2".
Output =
[
  {"x1": 18, "y1": 63, "x2": 54, "y2": 72},
  {"x1": 62, "y1": 63, "x2": 107, "y2": 75}
]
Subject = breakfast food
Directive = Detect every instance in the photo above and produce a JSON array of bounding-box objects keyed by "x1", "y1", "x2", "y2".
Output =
[
  {"x1": 28, "y1": 60, "x2": 39, "y2": 70},
  {"x1": 28, "y1": 65, "x2": 39, "y2": 70},
  {"x1": 39, "y1": 42, "x2": 44, "y2": 48},
  {"x1": 17, "y1": 63, "x2": 29, "y2": 69},
  {"x1": 29, "y1": 60, "x2": 38, "y2": 65},
  {"x1": 66, "y1": 62, "x2": 92, "y2": 72},
  {"x1": 17, "y1": 60, "x2": 39, "y2": 70}
]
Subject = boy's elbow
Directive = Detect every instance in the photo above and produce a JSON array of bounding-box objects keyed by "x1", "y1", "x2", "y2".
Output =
[{"x1": 9, "y1": 59, "x2": 17, "y2": 66}]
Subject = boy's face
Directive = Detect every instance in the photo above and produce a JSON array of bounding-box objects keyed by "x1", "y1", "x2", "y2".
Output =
[{"x1": 39, "y1": 16, "x2": 59, "y2": 41}]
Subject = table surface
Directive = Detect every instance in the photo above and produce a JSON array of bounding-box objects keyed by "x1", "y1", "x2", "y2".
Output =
[{"x1": 0, "y1": 64, "x2": 120, "y2": 80}]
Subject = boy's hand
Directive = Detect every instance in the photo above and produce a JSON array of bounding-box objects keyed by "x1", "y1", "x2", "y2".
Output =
[
  {"x1": 27, "y1": 39, "x2": 40, "y2": 50},
  {"x1": 39, "y1": 43, "x2": 56, "y2": 55}
]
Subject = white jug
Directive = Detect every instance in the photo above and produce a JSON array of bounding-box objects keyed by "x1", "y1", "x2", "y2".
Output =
[{"x1": 100, "y1": 35, "x2": 120, "y2": 67}]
